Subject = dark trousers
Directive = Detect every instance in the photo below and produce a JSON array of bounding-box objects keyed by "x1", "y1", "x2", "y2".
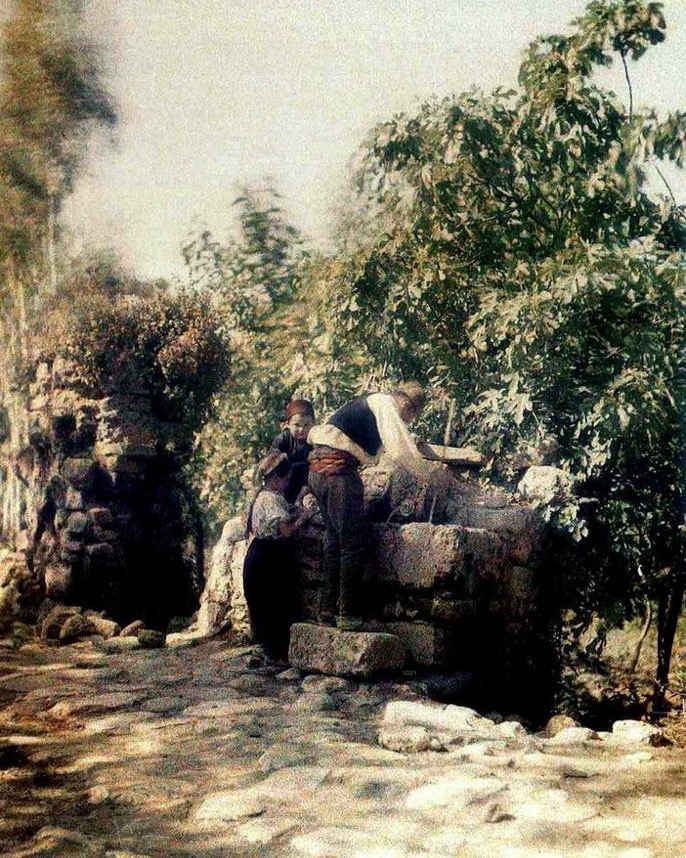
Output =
[
  {"x1": 242, "y1": 538, "x2": 296, "y2": 659},
  {"x1": 308, "y1": 469, "x2": 370, "y2": 618}
]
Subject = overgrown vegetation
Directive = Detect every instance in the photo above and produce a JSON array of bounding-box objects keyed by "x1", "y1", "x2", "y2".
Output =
[
  {"x1": 1, "y1": 0, "x2": 686, "y2": 709},
  {"x1": 323, "y1": 0, "x2": 686, "y2": 707},
  {"x1": 61, "y1": 290, "x2": 230, "y2": 436},
  {"x1": 187, "y1": 1, "x2": 686, "y2": 707}
]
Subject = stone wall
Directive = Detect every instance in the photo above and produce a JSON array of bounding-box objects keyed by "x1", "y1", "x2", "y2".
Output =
[
  {"x1": 199, "y1": 460, "x2": 558, "y2": 717},
  {"x1": 0, "y1": 356, "x2": 203, "y2": 632}
]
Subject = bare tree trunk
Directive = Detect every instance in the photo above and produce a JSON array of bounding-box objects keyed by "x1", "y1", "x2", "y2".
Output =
[
  {"x1": 654, "y1": 574, "x2": 686, "y2": 708},
  {"x1": 628, "y1": 601, "x2": 652, "y2": 674},
  {"x1": 0, "y1": 262, "x2": 31, "y2": 547},
  {"x1": 47, "y1": 194, "x2": 57, "y2": 295}
]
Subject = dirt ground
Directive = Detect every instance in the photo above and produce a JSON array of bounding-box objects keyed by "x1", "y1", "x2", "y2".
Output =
[{"x1": 3, "y1": 633, "x2": 686, "y2": 858}]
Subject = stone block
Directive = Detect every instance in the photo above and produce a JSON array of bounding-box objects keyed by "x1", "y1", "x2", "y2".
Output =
[
  {"x1": 87, "y1": 507, "x2": 114, "y2": 527},
  {"x1": 460, "y1": 526, "x2": 504, "y2": 564},
  {"x1": 65, "y1": 488, "x2": 85, "y2": 511},
  {"x1": 517, "y1": 466, "x2": 575, "y2": 506},
  {"x1": 462, "y1": 505, "x2": 529, "y2": 532},
  {"x1": 84, "y1": 543, "x2": 117, "y2": 573},
  {"x1": 193, "y1": 790, "x2": 266, "y2": 824},
  {"x1": 65, "y1": 512, "x2": 88, "y2": 535},
  {"x1": 59, "y1": 613, "x2": 97, "y2": 642},
  {"x1": 99, "y1": 394, "x2": 152, "y2": 419},
  {"x1": 371, "y1": 523, "x2": 465, "y2": 589},
  {"x1": 122, "y1": 443, "x2": 158, "y2": 458},
  {"x1": 544, "y1": 714, "x2": 579, "y2": 737},
  {"x1": 138, "y1": 629, "x2": 166, "y2": 648},
  {"x1": 609, "y1": 720, "x2": 664, "y2": 747},
  {"x1": 0, "y1": 551, "x2": 40, "y2": 631},
  {"x1": 84, "y1": 614, "x2": 121, "y2": 638},
  {"x1": 548, "y1": 727, "x2": 599, "y2": 745},
  {"x1": 43, "y1": 563, "x2": 72, "y2": 600},
  {"x1": 381, "y1": 699, "x2": 496, "y2": 738},
  {"x1": 459, "y1": 504, "x2": 541, "y2": 564},
  {"x1": 92, "y1": 526, "x2": 117, "y2": 543},
  {"x1": 102, "y1": 636, "x2": 140, "y2": 652},
  {"x1": 288, "y1": 623, "x2": 405, "y2": 677},
  {"x1": 95, "y1": 441, "x2": 125, "y2": 458},
  {"x1": 383, "y1": 621, "x2": 451, "y2": 667},
  {"x1": 431, "y1": 595, "x2": 477, "y2": 624},
  {"x1": 110, "y1": 455, "x2": 149, "y2": 476},
  {"x1": 20, "y1": 827, "x2": 95, "y2": 855},
  {"x1": 58, "y1": 550, "x2": 81, "y2": 567},
  {"x1": 62, "y1": 457, "x2": 99, "y2": 490},
  {"x1": 120, "y1": 620, "x2": 145, "y2": 637},
  {"x1": 378, "y1": 725, "x2": 434, "y2": 753},
  {"x1": 40, "y1": 605, "x2": 81, "y2": 640}
]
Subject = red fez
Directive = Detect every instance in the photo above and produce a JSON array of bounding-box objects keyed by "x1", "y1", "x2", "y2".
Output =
[{"x1": 285, "y1": 399, "x2": 315, "y2": 421}]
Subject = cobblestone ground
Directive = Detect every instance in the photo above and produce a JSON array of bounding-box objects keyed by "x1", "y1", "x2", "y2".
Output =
[{"x1": 2, "y1": 637, "x2": 686, "y2": 858}]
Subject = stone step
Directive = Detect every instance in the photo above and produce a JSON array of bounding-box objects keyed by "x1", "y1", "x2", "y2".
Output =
[{"x1": 288, "y1": 623, "x2": 406, "y2": 678}]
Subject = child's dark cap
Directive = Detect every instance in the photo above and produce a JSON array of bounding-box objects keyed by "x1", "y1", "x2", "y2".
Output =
[{"x1": 285, "y1": 399, "x2": 315, "y2": 421}]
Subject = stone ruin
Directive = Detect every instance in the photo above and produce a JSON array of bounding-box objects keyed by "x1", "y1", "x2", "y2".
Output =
[
  {"x1": 200, "y1": 455, "x2": 569, "y2": 719},
  {"x1": 0, "y1": 355, "x2": 571, "y2": 718},
  {"x1": 0, "y1": 356, "x2": 203, "y2": 636}
]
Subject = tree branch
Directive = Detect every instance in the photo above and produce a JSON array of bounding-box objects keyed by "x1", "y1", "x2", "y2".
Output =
[
  {"x1": 628, "y1": 601, "x2": 652, "y2": 674},
  {"x1": 621, "y1": 50, "x2": 633, "y2": 122}
]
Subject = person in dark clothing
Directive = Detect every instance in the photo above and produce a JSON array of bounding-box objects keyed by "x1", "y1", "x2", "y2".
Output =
[
  {"x1": 271, "y1": 399, "x2": 316, "y2": 503},
  {"x1": 307, "y1": 382, "x2": 433, "y2": 630},
  {"x1": 242, "y1": 451, "x2": 314, "y2": 660}
]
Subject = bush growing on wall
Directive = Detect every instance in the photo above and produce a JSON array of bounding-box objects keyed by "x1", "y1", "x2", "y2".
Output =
[{"x1": 60, "y1": 290, "x2": 231, "y2": 437}]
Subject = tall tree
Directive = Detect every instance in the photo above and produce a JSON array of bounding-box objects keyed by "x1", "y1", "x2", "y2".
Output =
[
  {"x1": 184, "y1": 186, "x2": 309, "y2": 526},
  {"x1": 0, "y1": 0, "x2": 116, "y2": 274},
  {"x1": 0, "y1": 0, "x2": 117, "y2": 544},
  {"x1": 329, "y1": 1, "x2": 686, "y2": 704}
]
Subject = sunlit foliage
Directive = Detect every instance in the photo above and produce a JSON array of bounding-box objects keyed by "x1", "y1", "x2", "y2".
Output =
[{"x1": 326, "y1": 0, "x2": 686, "y2": 701}]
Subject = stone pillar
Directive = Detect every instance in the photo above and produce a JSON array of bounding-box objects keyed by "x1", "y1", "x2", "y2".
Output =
[{"x1": 6, "y1": 357, "x2": 203, "y2": 631}]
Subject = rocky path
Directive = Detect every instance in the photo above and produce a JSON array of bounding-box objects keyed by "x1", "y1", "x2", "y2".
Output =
[{"x1": 2, "y1": 637, "x2": 686, "y2": 858}]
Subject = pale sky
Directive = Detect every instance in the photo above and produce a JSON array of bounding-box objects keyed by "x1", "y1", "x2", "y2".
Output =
[{"x1": 65, "y1": 0, "x2": 686, "y2": 281}]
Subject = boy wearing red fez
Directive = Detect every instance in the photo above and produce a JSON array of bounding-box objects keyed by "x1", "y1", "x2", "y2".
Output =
[{"x1": 271, "y1": 399, "x2": 316, "y2": 503}]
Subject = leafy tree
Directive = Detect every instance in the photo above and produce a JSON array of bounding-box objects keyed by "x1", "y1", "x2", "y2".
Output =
[
  {"x1": 185, "y1": 186, "x2": 310, "y2": 527},
  {"x1": 329, "y1": 0, "x2": 686, "y2": 704},
  {"x1": 185, "y1": 186, "x2": 376, "y2": 531},
  {"x1": 0, "y1": 0, "x2": 117, "y2": 544},
  {"x1": 33, "y1": 246, "x2": 166, "y2": 357},
  {"x1": 0, "y1": 0, "x2": 116, "y2": 268}
]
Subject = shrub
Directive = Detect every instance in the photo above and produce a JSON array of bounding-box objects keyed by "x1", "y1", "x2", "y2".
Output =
[{"x1": 61, "y1": 291, "x2": 230, "y2": 437}]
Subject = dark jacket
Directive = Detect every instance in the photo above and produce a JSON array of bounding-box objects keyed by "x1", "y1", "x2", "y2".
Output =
[{"x1": 272, "y1": 428, "x2": 311, "y2": 503}]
